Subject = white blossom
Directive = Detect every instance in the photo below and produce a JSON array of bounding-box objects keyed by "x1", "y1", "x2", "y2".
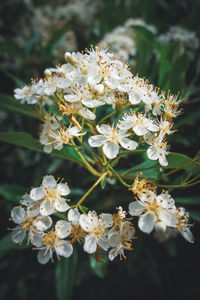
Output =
[
  {"x1": 30, "y1": 175, "x2": 70, "y2": 216},
  {"x1": 88, "y1": 124, "x2": 138, "y2": 159}
]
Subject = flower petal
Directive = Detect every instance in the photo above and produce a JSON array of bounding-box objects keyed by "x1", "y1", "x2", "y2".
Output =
[
  {"x1": 37, "y1": 249, "x2": 51, "y2": 264},
  {"x1": 158, "y1": 209, "x2": 178, "y2": 227},
  {"x1": 129, "y1": 201, "x2": 144, "y2": 216},
  {"x1": 120, "y1": 138, "x2": 138, "y2": 151},
  {"x1": 55, "y1": 240, "x2": 73, "y2": 257},
  {"x1": 30, "y1": 187, "x2": 45, "y2": 201},
  {"x1": 88, "y1": 135, "x2": 107, "y2": 147},
  {"x1": 180, "y1": 227, "x2": 194, "y2": 243},
  {"x1": 103, "y1": 142, "x2": 119, "y2": 159},
  {"x1": 33, "y1": 215, "x2": 52, "y2": 231},
  {"x1": 138, "y1": 212, "x2": 156, "y2": 234},
  {"x1": 54, "y1": 198, "x2": 69, "y2": 212},
  {"x1": 11, "y1": 226, "x2": 26, "y2": 244},
  {"x1": 83, "y1": 235, "x2": 97, "y2": 254},
  {"x1": 55, "y1": 220, "x2": 71, "y2": 238},
  {"x1": 40, "y1": 200, "x2": 54, "y2": 216},
  {"x1": 11, "y1": 206, "x2": 26, "y2": 224},
  {"x1": 42, "y1": 175, "x2": 57, "y2": 189},
  {"x1": 79, "y1": 214, "x2": 93, "y2": 232},
  {"x1": 68, "y1": 208, "x2": 80, "y2": 224},
  {"x1": 56, "y1": 183, "x2": 70, "y2": 196}
]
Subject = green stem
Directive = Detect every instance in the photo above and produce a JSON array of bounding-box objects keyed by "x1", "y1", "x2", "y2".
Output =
[
  {"x1": 71, "y1": 140, "x2": 101, "y2": 177},
  {"x1": 98, "y1": 111, "x2": 116, "y2": 124},
  {"x1": 76, "y1": 172, "x2": 108, "y2": 207},
  {"x1": 108, "y1": 165, "x2": 131, "y2": 188}
]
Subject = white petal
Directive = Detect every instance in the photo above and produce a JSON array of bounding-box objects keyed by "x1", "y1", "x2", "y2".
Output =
[
  {"x1": 158, "y1": 210, "x2": 178, "y2": 227},
  {"x1": 83, "y1": 235, "x2": 97, "y2": 254},
  {"x1": 11, "y1": 206, "x2": 26, "y2": 224},
  {"x1": 79, "y1": 214, "x2": 93, "y2": 232},
  {"x1": 133, "y1": 125, "x2": 148, "y2": 136},
  {"x1": 159, "y1": 155, "x2": 168, "y2": 166},
  {"x1": 44, "y1": 145, "x2": 53, "y2": 153},
  {"x1": 55, "y1": 240, "x2": 73, "y2": 257},
  {"x1": 68, "y1": 208, "x2": 80, "y2": 224},
  {"x1": 138, "y1": 212, "x2": 156, "y2": 234},
  {"x1": 154, "y1": 221, "x2": 166, "y2": 232},
  {"x1": 129, "y1": 201, "x2": 144, "y2": 216},
  {"x1": 109, "y1": 232, "x2": 121, "y2": 247},
  {"x1": 33, "y1": 215, "x2": 52, "y2": 231},
  {"x1": 103, "y1": 142, "x2": 119, "y2": 159},
  {"x1": 88, "y1": 135, "x2": 106, "y2": 147},
  {"x1": 30, "y1": 232, "x2": 44, "y2": 247},
  {"x1": 11, "y1": 226, "x2": 26, "y2": 244},
  {"x1": 56, "y1": 183, "x2": 70, "y2": 196},
  {"x1": 82, "y1": 99, "x2": 105, "y2": 108},
  {"x1": 120, "y1": 138, "x2": 138, "y2": 151},
  {"x1": 129, "y1": 91, "x2": 141, "y2": 104},
  {"x1": 40, "y1": 200, "x2": 55, "y2": 216},
  {"x1": 99, "y1": 213, "x2": 113, "y2": 228},
  {"x1": 64, "y1": 94, "x2": 80, "y2": 103},
  {"x1": 30, "y1": 187, "x2": 45, "y2": 201},
  {"x1": 37, "y1": 249, "x2": 51, "y2": 264},
  {"x1": 96, "y1": 124, "x2": 112, "y2": 135},
  {"x1": 42, "y1": 175, "x2": 57, "y2": 189},
  {"x1": 55, "y1": 220, "x2": 71, "y2": 238},
  {"x1": 108, "y1": 248, "x2": 119, "y2": 261},
  {"x1": 181, "y1": 227, "x2": 194, "y2": 243},
  {"x1": 79, "y1": 107, "x2": 96, "y2": 120},
  {"x1": 147, "y1": 146, "x2": 159, "y2": 160},
  {"x1": 54, "y1": 198, "x2": 69, "y2": 212},
  {"x1": 98, "y1": 235, "x2": 110, "y2": 251},
  {"x1": 27, "y1": 202, "x2": 40, "y2": 217}
]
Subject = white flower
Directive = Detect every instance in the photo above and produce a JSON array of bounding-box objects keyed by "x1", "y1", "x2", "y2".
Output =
[
  {"x1": 40, "y1": 125, "x2": 85, "y2": 153},
  {"x1": 108, "y1": 221, "x2": 135, "y2": 261},
  {"x1": 30, "y1": 175, "x2": 70, "y2": 216},
  {"x1": 11, "y1": 206, "x2": 52, "y2": 244},
  {"x1": 147, "y1": 135, "x2": 169, "y2": 166},
  {"x1": 174, "y1": 207, "x2": 194, "y2": 243},
  {"x1": 58, "y1": 102, "x2": 96, "y2": 120},
  {"x1": 118, "y1": 112, "x2": 159, "y2": 136},
  {"x1": 79, "y1": 210, "x2": 113, "y2": 254},
  {"x1": 129, "y1": 191, "x2": 178, "y2": 234},
  {"x1": 14, "y1": 86, "x2": 38, "y2": 104},
  {"x1": 68, "y1": 208, "x2": 85, "y2": 242},
  {"x1": 35, "y1": 220, "x2": 73, "y2": 264},
  {"x1": 88, "y1": 124, "x2": 138, "y2": 159}
]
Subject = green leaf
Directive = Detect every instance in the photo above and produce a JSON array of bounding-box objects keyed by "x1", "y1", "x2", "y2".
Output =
[
  {"x1": 0, "y1": 234, "x2": 27, "y2": 257},
  {"x1": 175, "y1": 197, "x2": 200, "y2": 205},
  {"x1": 55, "y1": 248, "x2": 78, "y2": 300},
  {"x1": 0, "y1": 93, "x2": 40, "y2": 119},
  {"x1": 189, "y1": 211, "x2": 200, "y2": 223},
  {"x1": 166, "y1": 152, "x2": 197, "y2": 169},
  {"x1": 0, "y1": 132, "x2": 84, "y2": 166},
  {"x1": 0, "y1": 185, "x2": 26, "y2": 203},
  {"x1": 89, "y1": 254, "x2": 108, "y2": 278}
]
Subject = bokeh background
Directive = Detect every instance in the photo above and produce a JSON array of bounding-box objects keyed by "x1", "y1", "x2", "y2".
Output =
[{"x1": 0, "y1": 0, "x2": 200, "y2": 299}]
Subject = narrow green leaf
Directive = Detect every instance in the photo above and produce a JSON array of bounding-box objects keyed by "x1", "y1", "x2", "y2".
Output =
[
  {"x1": 0, "y1": 234, "x2": 27, "y2": 257},
  {"x1": 0, "y1": 185, "x2": 26, "y2": 203},
  {"x1": 175, "y1": 197, "x2": 200, "y2": 205},
  {"x1": 0, "y1": 132, "x2": 84, "y2": 166},
  {"x1": 89, "y1": 254, "x2": 108, "y2": 278},
  {"x1": 166, "y1": 152, "x2": 197, "y2": 169},
  {"x1": 0, "y1": 93, "x2": 40, "y2": 119},
  {"x1": 55, "y1": 248, "x2": 78, "y2": 300}
]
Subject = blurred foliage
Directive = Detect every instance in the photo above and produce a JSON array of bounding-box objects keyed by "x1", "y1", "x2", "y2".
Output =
[{"x1": 0, "y1": 0, "x2": 200, "y2": 299}]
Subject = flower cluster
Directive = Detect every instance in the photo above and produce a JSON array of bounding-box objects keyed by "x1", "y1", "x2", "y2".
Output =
[
  {"x1": 10, "y1": 175, "x2": 136, "y2": 264},
  {"x1": 14, "y1": 47, "x2": 182, "y2": 167},
  {"x1": 158, "y1": 26, "x2": 199, "y2": 60},
  {"x1": 129, "y1": 177, "x2": 193, "y2": 242},
  {"x1": 100, "y1": 18, "x2": 156, "y2": 62},
  {"x1": 9, "y1": 175, "x2": 193, "y2": 264}
]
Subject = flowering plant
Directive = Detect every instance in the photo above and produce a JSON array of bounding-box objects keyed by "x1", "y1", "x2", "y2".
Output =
[{"x1": 2, "y1": 47, "x2": 199, "y2": 267}]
